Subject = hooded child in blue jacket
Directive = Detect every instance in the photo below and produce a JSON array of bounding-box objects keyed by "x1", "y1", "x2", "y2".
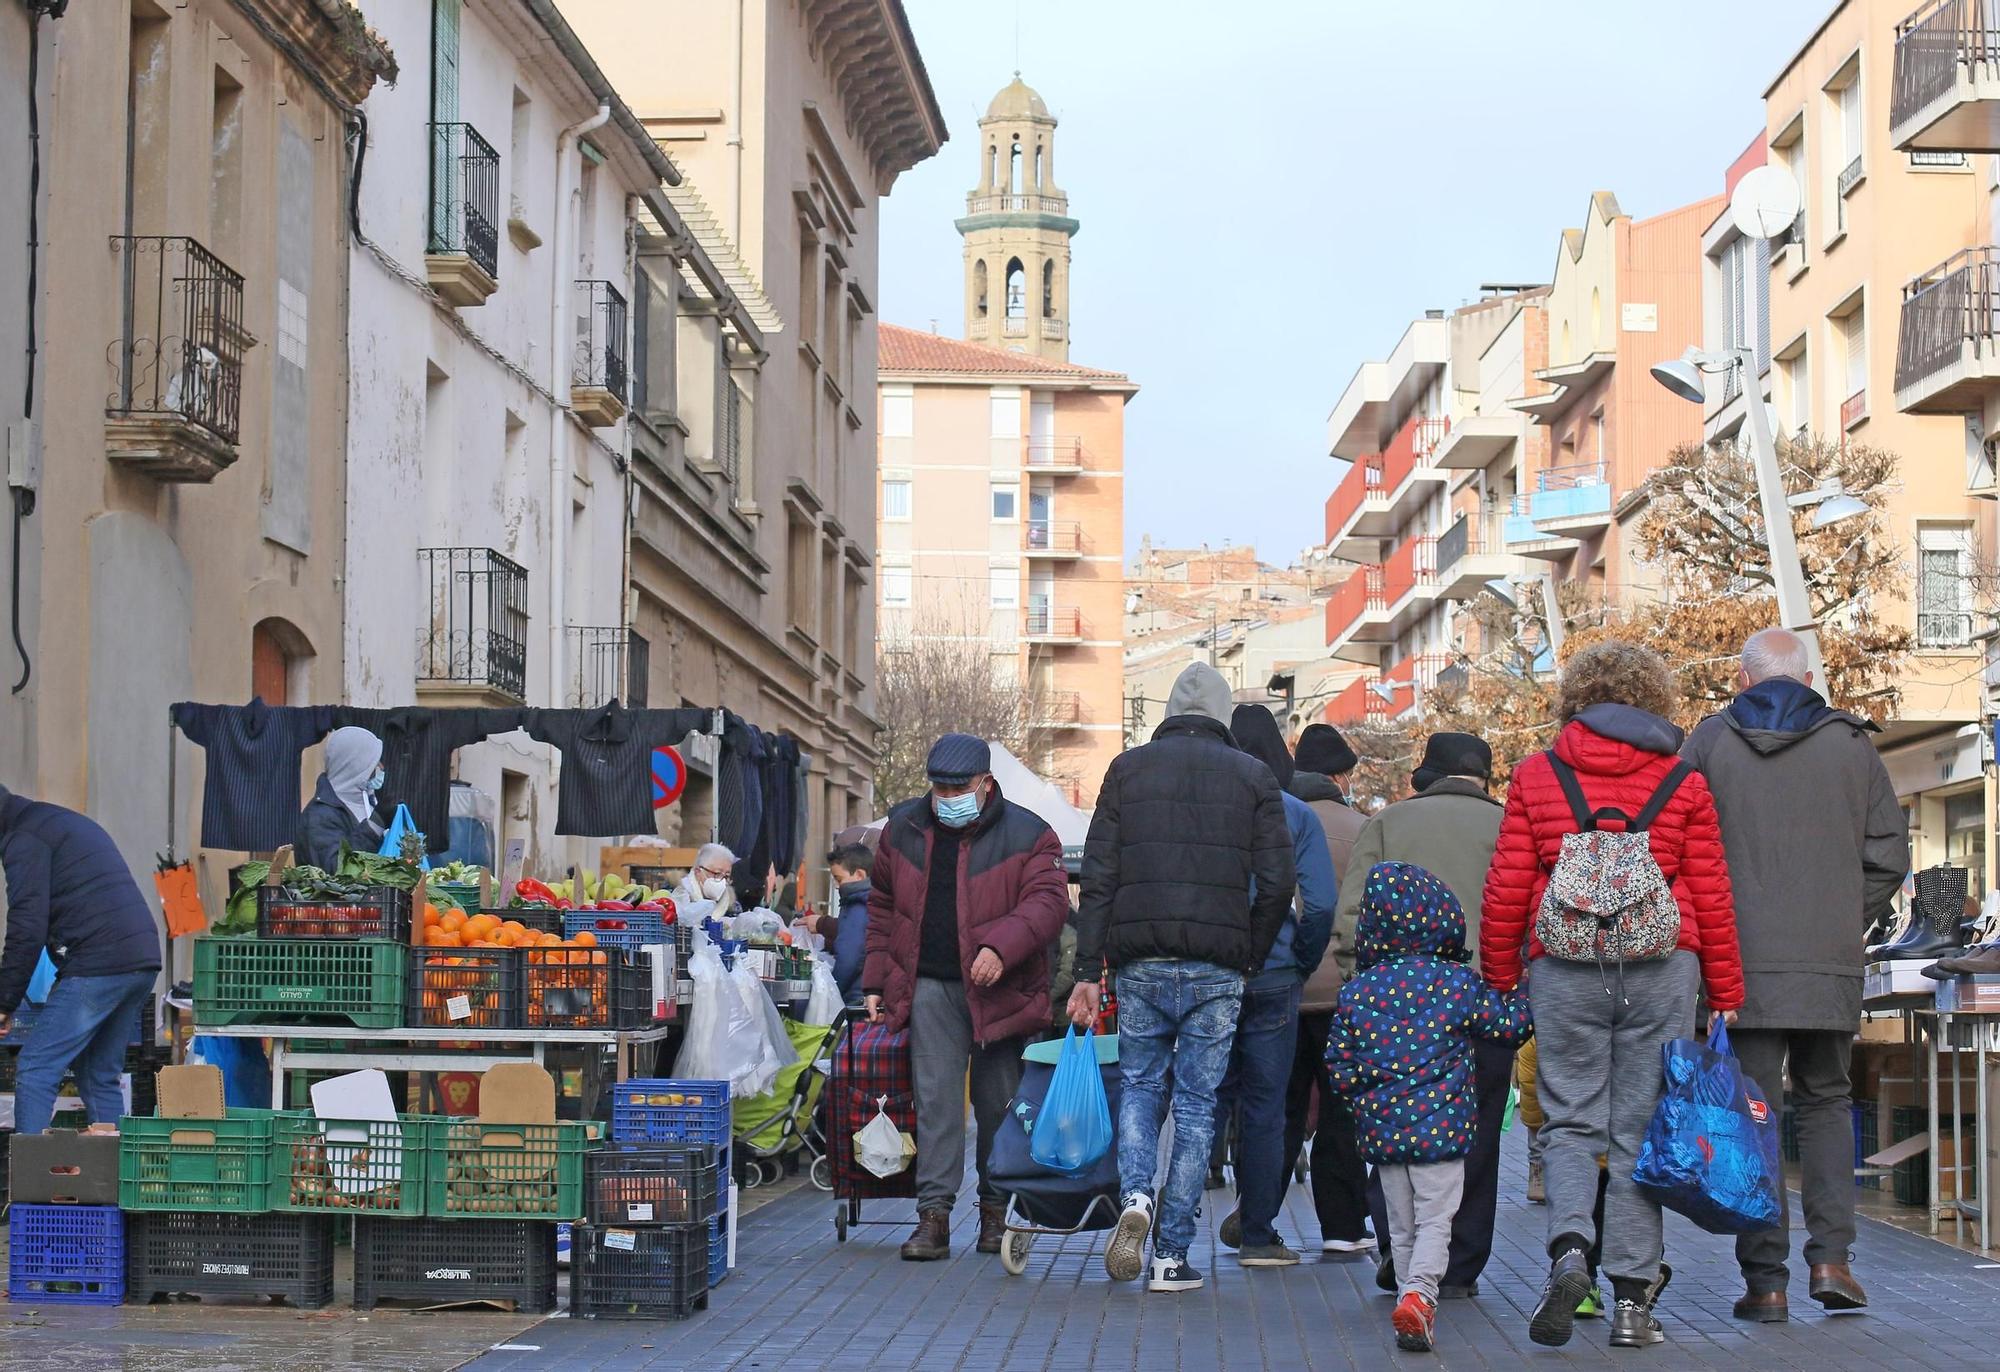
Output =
[{"x1": 1329, "y1": 861, "x2": 1530, "y2": 1352}]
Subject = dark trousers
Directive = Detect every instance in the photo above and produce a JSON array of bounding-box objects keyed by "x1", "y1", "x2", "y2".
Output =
[
  {"x1": 1212, "y1": 980, "x2": 1300, "y2": 1247},
  {"x1": 1368, "y1": 1040, "x2": 1515, "y2": 1288},
  {"x1": 1283, "y1": 1009, "x2": 1371, "y2": 1244},
  {"x1": 1731, "y1": 1028, "x2": 1857, "y2": 1292}
]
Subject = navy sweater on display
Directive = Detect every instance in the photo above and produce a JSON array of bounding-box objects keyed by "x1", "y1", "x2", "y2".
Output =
[
  {"x1": 0, "y1": 788, "x2": 163, "y2": 1014},
  {"x1": 171, "y1": 699, "x2": 338, "y2": 851}
]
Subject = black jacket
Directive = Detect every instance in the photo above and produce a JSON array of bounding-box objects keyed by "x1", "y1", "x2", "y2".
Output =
[
  {"x1": 1077, "y1": 714, "x2": 1297, "y2": 977},
  {"x1": 295, "y1": 777, "x2": 383, "y2": 872},
  {"x1": 0, "y1": 787, "x2": 163, "y2": 1014}
]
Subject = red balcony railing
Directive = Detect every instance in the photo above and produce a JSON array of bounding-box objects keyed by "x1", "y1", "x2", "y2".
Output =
[
  {"x1": 1323, "y1": 675, "x2": 1376, "y2": 727},
  {"x1": 1324, "y1": 454, "x2": 1382, "y2": 543},
  {"x1": 1325, "y1": 563, "x2": 1385, "y2": 645},
  {"x1": 1377, "y1": 415, "x2": 1451, "y2": 496},
  {"x1": 1381, "y1": 534, "x2": 1438, "y2": 607},
  {"x1": 1382, "y1": 652, "x2": 1452, "y2": 714}
]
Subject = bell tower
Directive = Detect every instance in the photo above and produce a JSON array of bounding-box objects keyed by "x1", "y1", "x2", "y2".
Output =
[{"x1": 957, "y1": 75, "x2": 1079, "y2": 361}]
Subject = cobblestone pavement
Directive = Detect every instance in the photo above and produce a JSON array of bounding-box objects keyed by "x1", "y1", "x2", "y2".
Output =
[{"x1": 478, "y1": 1130, "x2": 2000, "y2": 1372}]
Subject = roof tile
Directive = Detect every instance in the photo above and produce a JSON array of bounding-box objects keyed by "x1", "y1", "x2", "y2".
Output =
[{"x1": 877, "y1": 323, "x2": 1130, "y2": 381}]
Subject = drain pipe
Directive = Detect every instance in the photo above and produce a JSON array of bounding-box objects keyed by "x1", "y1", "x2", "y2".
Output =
[{"x1": 547, "y1": 102, "x2": 611, "y2": 706}]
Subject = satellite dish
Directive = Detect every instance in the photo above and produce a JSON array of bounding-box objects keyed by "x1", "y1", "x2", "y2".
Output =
[{"x1": 1730, "y1": 164, "x2": 1802, "y2": 241}]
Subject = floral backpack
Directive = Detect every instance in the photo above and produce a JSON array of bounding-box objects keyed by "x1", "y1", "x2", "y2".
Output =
[{"x1": 1534, "y1": 754, "x2": 1692, "y2": 964}]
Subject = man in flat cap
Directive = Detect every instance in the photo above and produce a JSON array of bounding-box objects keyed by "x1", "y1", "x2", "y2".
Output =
[
  {"x1": 1333, "y1": 730, "x2": 1510, "y2": 1299},
  {"x1": 864, "y1": 733, "x2": 1070, "y2": 1262}
]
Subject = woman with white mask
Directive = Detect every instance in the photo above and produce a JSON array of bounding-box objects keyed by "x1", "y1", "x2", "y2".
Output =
[
  {"x1": 675, "y1": 842, "x2": 739, "y2": 916},
  {"x1": 295, "y1": 726, "x2": 388, "y2": 870}
]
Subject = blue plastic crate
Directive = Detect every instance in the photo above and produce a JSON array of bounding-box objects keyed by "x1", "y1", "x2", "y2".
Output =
[
  {"x1": 564, "y1": 909, "x2": 671, "y2": 957},
  {"x1": 613, "y1": 1079, "x2": 731, "y2": 1150},
  {"x1": 8, "y1": 1203, "x2": 125, "y2": 1305},
  {"x1": 708, "y1": 1210, "x2": 728, "y2": 1288}
]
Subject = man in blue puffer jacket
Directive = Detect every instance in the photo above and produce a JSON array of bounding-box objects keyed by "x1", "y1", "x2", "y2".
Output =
[
  {"x1": 0, "y1": 785, "x2": 164, "y2": 1134},
  {"x1": 1329, "y1": 862, "x2": 1530, "y2": 1353}
]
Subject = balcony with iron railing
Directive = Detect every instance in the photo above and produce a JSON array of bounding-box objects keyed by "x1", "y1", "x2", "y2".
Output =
[
  {"x1": 571, "y1": 280, "x2": 628, "y2": 427},
  {"x1": 1033, "y1": 689, "x2": 1084, "y2": 728},
  {"x1": 1893, "y1": 0, "x2": 2000, "y2": 151},
  {"x1": 1323, "y1": 674, "x2": 1378, "y2": 728},
  {"x1": 1895, "y1": 245, "x2": 2000, "y2": 413},
  {"x1": 427, "y1": 122, "x2": 500, "y2": 305},
  {"x1": 1024, "y1": 605, "x2": 1084, "y2": 643},
  {"x1": 418, "y1": 547, "x2": 529, "y2": 703},
  {"x1": 1025, "y1": 435, "x2": 1087, "y2": 473},
  {"x1": 105, "y1": 234, "x2": 248, "y2": 482},
  {"x1": 1504, "y1": 492, "x2": 1583, "y2": 561},
  {"x1": 1433, "y1": 513, "x2": 1516, "y2": 599},
  {"x1": 1025, "y1": 520, "x2": 1084, "y2": 557},
  {"x1": 1324, "y1": 563, "x2": 1386, "y2": 658},
  {"x1": 565, "y1": 625, "x2": 647, "y2": 709},
  {"x1": 1323, "y1": 415, "x2": 1451, "y2": 558},
  {"x1": 1526, "y1": 463, "x2": 1612, "y2": 532},
  {"x1": 1379, "y1": 652, "x2": 1453, "y2": 717}
]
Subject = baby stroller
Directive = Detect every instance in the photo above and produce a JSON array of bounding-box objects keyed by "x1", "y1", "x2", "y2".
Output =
[
  {"x1": 985, "y1": 1033, "x2": 1122, "y2": 1276},
  {"x1": 732, "y1": 1015, "x2": 838, "y2": 1188}
]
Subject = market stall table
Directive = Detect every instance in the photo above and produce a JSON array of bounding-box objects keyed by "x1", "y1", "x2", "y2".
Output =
[
  {"x1": 1913, "y1": 1005, "x2": 2000, "y2": 1252},
  {"x1": 193, "y1": 1022, "x2": 675, "y2": 1109}
]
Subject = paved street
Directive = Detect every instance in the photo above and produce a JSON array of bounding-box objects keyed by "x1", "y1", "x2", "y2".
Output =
[{"x1": 482, "y1": 1130, "x2": 2000, "y2": 1372}]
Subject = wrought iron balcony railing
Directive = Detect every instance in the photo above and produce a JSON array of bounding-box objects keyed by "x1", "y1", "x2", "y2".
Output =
[
  {"x1": 1025, "y1": 520, "x2": 1083, "y2": 555},
  {"x1": 1894, "y1": 0, "x2": 1999, "y2": 132},
  {"x1": 572, "y1": 280, "x2": 629, "y2": 399},
  {"x1": 428, "y1": 122, "x2": 500, "y2": 281},
  {"x1": 418, "y1": 547, "x2": 528, "y2": 700},
  {"x1": 565, "y1": 625, "x2": 646, "y2": 709},
  {"x1": 1896, "y1": 245, "x2": 1997, "y2": 393},
  {"x1": 107, "y1": 235, "x2": 246, "y2": 445}
]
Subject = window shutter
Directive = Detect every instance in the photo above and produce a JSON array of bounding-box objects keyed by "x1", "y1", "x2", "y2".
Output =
[
  {"x1": 1842, "y1": 80, "x2": 1862, "y2": 164},
  {"x1": 1846, "y1": 311, "x2": 1867, "y2": 397}
]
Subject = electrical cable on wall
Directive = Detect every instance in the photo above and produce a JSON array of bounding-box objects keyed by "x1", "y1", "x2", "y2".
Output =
[{"x1": 12, "y1": 1, "x2": 65, "y2": 696}]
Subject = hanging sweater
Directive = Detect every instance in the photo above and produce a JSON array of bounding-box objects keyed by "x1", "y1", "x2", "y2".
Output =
[
  {"x1": 171, "y1": 700, "x2": 339, "y2": 851},
  {"x1": 332, "y1": 706, "x2": 526, "y2": 854},
  {"x1": 526, "y1": 705, "x2": 708, "y2": 836}
]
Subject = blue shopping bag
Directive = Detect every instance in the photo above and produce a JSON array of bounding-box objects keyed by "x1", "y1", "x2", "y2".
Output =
[
  {"x1": 377, "y1": 803, "x2": 431, "y2": 869},
  {"x1": 1029, "y1": 1025, "x2": 1113, "y2": 1175},
  {"x1": 24, "y1": 950, "x2": 57, "y2": 1006},
  {"x1": 1632, "y1": 1019, "x2": 1782, "y2": 1234}
]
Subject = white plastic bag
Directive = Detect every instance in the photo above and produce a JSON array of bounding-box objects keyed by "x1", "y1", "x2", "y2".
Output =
[
  {"x1": 853, "y1": 1095, "x2": 916, "y2": 1179},
  {"x1": 672, "y1": 936, "x2": 760, "y2": 1088},
  {"x1": 803, "y1": 953, "x2": 841, "y2": 1026},
  {"x1": 723, "y1": 952, "x2": 797, "y2": 1099},
  {"x1": 736, "y1": 906, "x2": 785, "y2": 941}
]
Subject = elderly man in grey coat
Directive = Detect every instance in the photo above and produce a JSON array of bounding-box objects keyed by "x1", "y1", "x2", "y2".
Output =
[{"x1": 1682, "y1": 628, "x2": 1908, "y2": 1323}]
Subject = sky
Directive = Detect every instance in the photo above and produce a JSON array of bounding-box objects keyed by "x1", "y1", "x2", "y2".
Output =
[{"x1": 879, "y1": 0, "x2": 1831, "y2": 565}]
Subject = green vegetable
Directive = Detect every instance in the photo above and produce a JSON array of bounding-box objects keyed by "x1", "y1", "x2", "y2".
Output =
[{"x1": 217, "y1": 861, "x2": 271, "y2": 935}]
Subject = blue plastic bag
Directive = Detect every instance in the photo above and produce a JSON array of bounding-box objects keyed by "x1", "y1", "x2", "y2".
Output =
[
  {"x1": 378, "y1": 803, "x2": 430, "y2": 870},
  {"x1": 24, "y1": 950, "x2": 57, "y2": 1006},
  {"x1": 1029, "y1": 1025, "x2": 1113, "y2": 1175},
  {"x1": 1632, "y1": 1020, "x2": 1782, "y2": 1234}
]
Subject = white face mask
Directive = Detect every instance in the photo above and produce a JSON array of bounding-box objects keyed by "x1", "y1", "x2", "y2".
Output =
[{"x1": 701, "y1": 877, "x2": 729, "y2": 901}]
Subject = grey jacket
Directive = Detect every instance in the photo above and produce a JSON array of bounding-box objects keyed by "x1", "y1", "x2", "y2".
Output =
[
  {"x1": 1331, "y1": 776, "x2": 1503, "y2": 976},
  {"x1": 1291, "y1": 773, "x2": 1368, "y2": 1011},
  {"x1": 1682, "y1": 685, "x2": 1908, "y2": 1032}
]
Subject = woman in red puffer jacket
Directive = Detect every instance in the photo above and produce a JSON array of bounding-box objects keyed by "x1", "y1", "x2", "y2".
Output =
[{"x1": 1480, "y1": 641, "x2": 1742, "y2": 1353}]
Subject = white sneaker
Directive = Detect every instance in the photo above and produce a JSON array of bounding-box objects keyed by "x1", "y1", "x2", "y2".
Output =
[
  {"x1": 1321, "y1": 1237, "x2": 1374, "y2": 1254},
  {"x1": 1148, "y1": 1253, "x2": 1204, "y2": 1293},
  {"x1": 1106, "y1": 1193, "x2": 1153, "y2": 1282}
]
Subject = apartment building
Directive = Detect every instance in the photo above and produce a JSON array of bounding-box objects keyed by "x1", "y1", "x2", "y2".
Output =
[
  {"x1": 554, "y1": 0, "x2": 945, "y2": 875},
  {"x1": 344, "y1": 0, "x2": 669, "y2": 877},
  {"x1": 1507, "y1": 191, "x2": 1719, "y2": 597},
  {"x1": 876, "y1": 325, "x2": 1134, "y2": 806},
  {"x1": 1878, "y1": 0, "x2": 2000, "y2": 889},
  {"x1": 1701, "y1": 137, "x2": 1777, "y2": 448},
  {"x1": 4, "y1": 0, "x2": 391, "y2": 937},
  {"x1": 1319, "y1": 308, "x2": 1521, "y2": 729}
]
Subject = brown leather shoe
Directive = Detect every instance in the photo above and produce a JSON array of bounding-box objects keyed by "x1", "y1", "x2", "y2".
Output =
[
  {"x1": 900, "y1": 1208, "x2": 951, "y2": 1261},
  {"x1": 977, "y1": 1202, "x2": 1006, "y2": 1254},
  {"x1": 1732, "y1": 1290, "x2": 1789, "y2": 1323},
  {"x1": 1809, "y1": 1263, "x2": 1867, "y2": 1311}
]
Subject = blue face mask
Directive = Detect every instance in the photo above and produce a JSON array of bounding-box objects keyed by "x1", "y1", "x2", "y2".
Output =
[
  {"x1": 369, "y1": 768, "x2": 386, "y2": 793},
  {"x1": 932, "y1": 789, "x2": 981, "y2": 829}
]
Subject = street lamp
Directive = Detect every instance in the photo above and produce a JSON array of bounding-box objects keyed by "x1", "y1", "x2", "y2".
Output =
[
  {"x1": 1648, "y1": 343, "x2": 1865, "y2": 686},
  {"x1": 1368, "y1": 679, "x2": 1418, "y2": 705}
]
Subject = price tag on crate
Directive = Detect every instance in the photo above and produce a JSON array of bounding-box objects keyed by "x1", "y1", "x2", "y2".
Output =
[
  {"x1": 629, "y1": 1202, "x2": 654, "y2": 1221},
  {"x1": 446, "y1": 994, "x2": 472, "y2": 1021},
  {"x1": 605, "y1": 1229, "x2": 637, "y2": 1252}
]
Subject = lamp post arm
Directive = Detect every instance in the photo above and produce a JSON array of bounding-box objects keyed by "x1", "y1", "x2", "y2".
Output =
[{"x1": 1736, "y1": 346, "x2": 1826, "y2": 684}]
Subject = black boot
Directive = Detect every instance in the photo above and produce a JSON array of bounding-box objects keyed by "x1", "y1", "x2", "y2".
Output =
[{"x1": 1871, "y1": 866, "x2": 1970, "y2": 961}]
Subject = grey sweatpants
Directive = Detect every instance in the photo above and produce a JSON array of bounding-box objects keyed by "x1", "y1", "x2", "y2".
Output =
[
  {"x1": 911, "y1": 977, "x2": 1024, "y2": 1212},
  {"x1": 1528, "y1": 950, "x2": 1698, "y2": 1286},
  {"x1": 1379, "y1": 1159, "x2": 1466, "y2": 1303}
]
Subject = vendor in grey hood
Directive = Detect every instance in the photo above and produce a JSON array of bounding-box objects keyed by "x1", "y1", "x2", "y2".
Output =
[
  {"x1": 295, "y1": 726, "x2": 387, "y2": 870},
  {"x1": 1681, "y1": 627, "x2": 1908, "y2": 1322}
]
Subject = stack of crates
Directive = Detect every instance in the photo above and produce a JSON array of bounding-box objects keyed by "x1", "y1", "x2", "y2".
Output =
[
  {"x1": 349, "y1": 1112, "x2": 587, "y2": 1310},
  {"x1": 119, "y1": 1107, "x2": 337, "y2": 1307},
  {"x1": 610, "y1": 1079, "x2": 732, "y2": 1295},
  {"x1": 192, "y1": 886, "x2": 411, "y2": 1030},
  {"x1": 8, "y1": 1131, "x2": 126, "y2": 1304},
  {"x1": 570, "y1": 1141, "x2": 721, "y2": 1319}
]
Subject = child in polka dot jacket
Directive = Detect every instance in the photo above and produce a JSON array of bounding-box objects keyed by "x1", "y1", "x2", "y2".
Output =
[{"x1": 1329, "y1": 861, "x2": 1532, "y2": 1353}]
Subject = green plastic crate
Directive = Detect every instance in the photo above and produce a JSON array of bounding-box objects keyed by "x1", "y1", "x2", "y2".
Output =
[
  {"x1": 429, "y1": 882, "x2": 482, "y2": 912},
  {"x1": 425, "y1": 1118, "x2": 588, "y2": 1220},
  {"x1": 272, "y1": 1111, "x2": 437, "y2": 1217},
  {"x1": 119, "y1": 1109, "x2": 275, "y2": 1212},
  {"x1": 194, "y1": 937, "x2": 407, "y2": 1029}
]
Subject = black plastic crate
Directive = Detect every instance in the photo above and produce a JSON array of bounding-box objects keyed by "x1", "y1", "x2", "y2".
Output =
[
  {"x1": 257, "y1": 885, "x2": 412, "y2": 940},
  {"x1": 524, "y1": 947, "x2": 650, "y2": 1029},
  {"x1": 585, "y1": 1142, "x2": 721, "y2": 1226},
  {"x1": 352, "y1": 1216, "x2": 556, "y2": 1311},
  {"x1": 408, "y1": 947, "x2": 525, "y2": 1029},
  {"x1": 570, "y1": 1223, "x2": 708, "y2": 1320},
  {"x1": 125, "y1": 1211, "x2": 335, "y2": 1308},
  {"x1": 487, "y1": 906, "x2": 565, "y2": 934}
]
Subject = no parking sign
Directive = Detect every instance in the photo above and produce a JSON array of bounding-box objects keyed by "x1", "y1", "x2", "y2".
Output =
[{"x1": 651, "y1": 745, "x2": 687, "y2": 809}]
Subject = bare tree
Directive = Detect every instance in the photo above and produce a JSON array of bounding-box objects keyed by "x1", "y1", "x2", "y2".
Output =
[{"x1": 873, "y1": 608, "x2": 1057, "y2": 808}]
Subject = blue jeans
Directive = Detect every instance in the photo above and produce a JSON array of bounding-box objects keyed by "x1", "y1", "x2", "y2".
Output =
[
  {"x1": 1214, "y1": 977, "x2": 1300, "y2": 1247},
  {"x1": 13, "y1": 969, "x2": 157, "y2": 1134},
  {"x1": 1115, "y1": 958, "x2": 1245, "y2": 1259}
]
